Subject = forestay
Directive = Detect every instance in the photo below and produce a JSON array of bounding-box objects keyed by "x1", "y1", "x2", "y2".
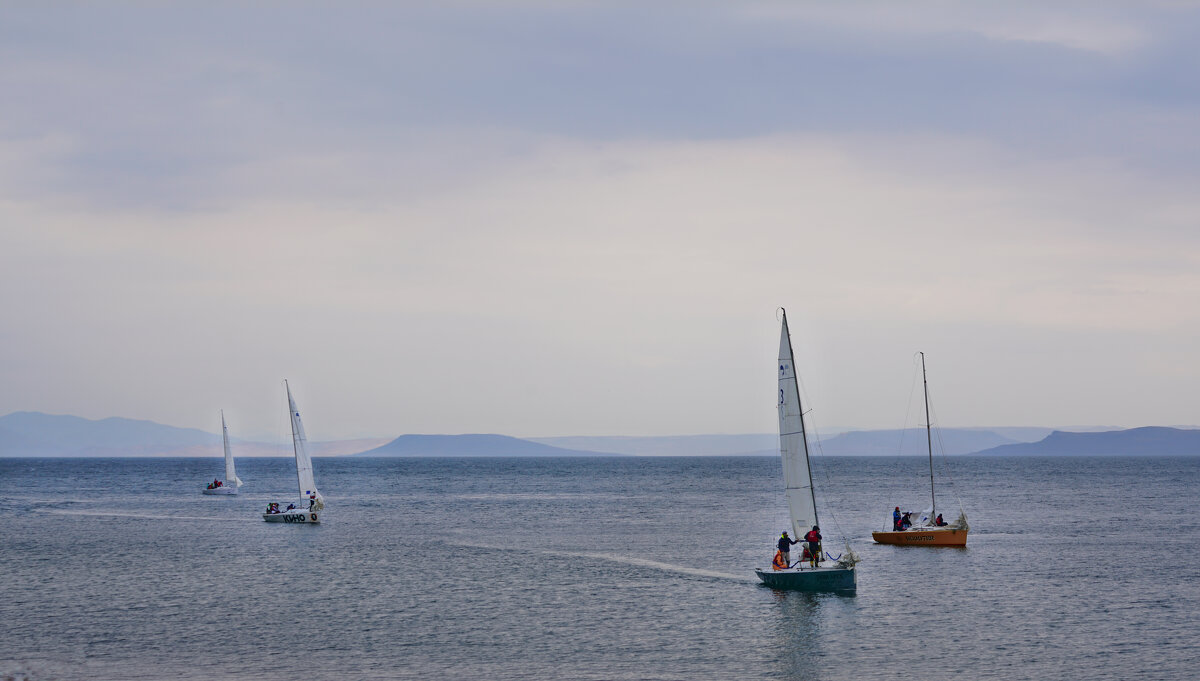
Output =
[
  {"x1": 778, "y1": 312, "x2": 818, "y2": 540},
  {"x1": 286, "y1": 382, "x2": 321, "y2": 504}
]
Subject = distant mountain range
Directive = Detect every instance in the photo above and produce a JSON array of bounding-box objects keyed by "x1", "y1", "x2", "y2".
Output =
[
  {"x1": 529, "y1": 434, "x2": 779, "y2": 456},
  {"x1": 0, "y1": 411, "x2": 385, "y2": 457},
  {"x1": 532, "y1": 428, "x2": 1060, "y2": 456},
  {"x1": 2, "y1": 411, "x2": 1198, "y2": 457},
  {"x1": 356, "y1": 434, "x2": 607, "y2": 457},
  {"x1": 971, "y1": 427, "x2": 1200, "y2": 456},
  {"x1": 0, "y1": 412, "x2": 219, "y2": 456}
]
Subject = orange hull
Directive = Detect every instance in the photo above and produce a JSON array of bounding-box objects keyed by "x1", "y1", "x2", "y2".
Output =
[{"x1": 872, "y1": 528, "x2": 967, "y2": 547}]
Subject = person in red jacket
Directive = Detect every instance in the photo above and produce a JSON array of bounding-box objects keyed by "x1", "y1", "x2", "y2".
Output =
[{"x1": 803, "y1": 526, "x2": 822, "y2": 567}]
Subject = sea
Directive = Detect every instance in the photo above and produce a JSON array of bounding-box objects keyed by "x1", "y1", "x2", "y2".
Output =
[{"x1": 2, "y1": 455, "x2": 1197, "y2": 681}]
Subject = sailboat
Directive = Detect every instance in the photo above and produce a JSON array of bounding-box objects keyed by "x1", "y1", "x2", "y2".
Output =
[
  {"x1": 263, "y1": 380, "x2": 325, "y2": 524},
  {"x1": 202, "y1": 410, "x2": 243, "y2": 495},
  {"x1": 755, "y1": 309, "x2": 857, "y2": 592},
  {"x1": 872, "y1": 352, "x2": 968, "y2": 546}
]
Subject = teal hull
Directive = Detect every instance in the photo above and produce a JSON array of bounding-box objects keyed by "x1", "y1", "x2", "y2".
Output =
[{"x1": 754, "y1": 567, "x2": 856, "y2": 593}]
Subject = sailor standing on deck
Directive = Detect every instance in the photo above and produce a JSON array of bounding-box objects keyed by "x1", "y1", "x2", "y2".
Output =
[
  {"x1": 804, "y1": 526, "x2": 822, "y2": 567},
  {"x1": 777, "y1": 531, "x2": 800, "y2": 566}
]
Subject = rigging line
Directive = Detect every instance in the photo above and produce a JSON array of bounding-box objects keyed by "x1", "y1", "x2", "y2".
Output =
[
  {"x1": 802, "y1": 405, "x2": 853, "y2": 548},
  {"x1": 896, "y1": 352, "x2": 921, "y2": 457},
  {"x1": 926, "y1": 388, "x2": 966, "y2": 513},
  {"x1": 276, "y1": 379, "x2": 289, "y2": 457}
]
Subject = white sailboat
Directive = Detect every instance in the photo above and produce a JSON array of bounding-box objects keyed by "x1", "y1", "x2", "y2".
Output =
[
  {"x1": 263, "y1": 381, "x2": 325, "y2": 523},
  {"x1": 755, "y1": 309, "x2": 857, "y2": 592},
  {"x1": 202, "y1": 410, "x2": 242, "y2": 495}
]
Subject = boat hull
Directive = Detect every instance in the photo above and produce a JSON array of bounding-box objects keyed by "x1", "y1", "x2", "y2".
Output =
[
  {"x1": 872, "y1": 528, "x2": 967, "y2": 546},
  {"x1": 202, "y1": 486, "x2": 237, "y2": 495},
  {"x1": 263, "y1": 512, "x2": 320, "y2": 524},
  {"x1": 755, "y1": 566, "x2": 856, "y2": 592}
]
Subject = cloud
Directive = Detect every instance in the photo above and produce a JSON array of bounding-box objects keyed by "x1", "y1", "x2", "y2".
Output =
[
  {"x1": 3, "y1": 2, "x2": 1200, "y2": 436},
  {"x1": 4, "y1": 131, "x2": 1199, "y2": 435},
  {"x1": 742, "y1": 2, "x2": 1154, "y2": 55},
  {"x1": 5, "y1": 2, "x2": 1200, "y2": 211}
]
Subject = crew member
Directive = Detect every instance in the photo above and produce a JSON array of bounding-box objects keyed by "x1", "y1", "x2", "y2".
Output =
[
  {"x1": 777, "y1": 531, "x2": 799, "y2": 567},
  {"x1": 893, "y1": 506, "x2": 902, "y2": 531},
  {"x1": 935, "y1": 513, "x2": 947, "y2": 526},
  {"x1": 803, "y1": 526, "x2": 822, "y2": 567}
]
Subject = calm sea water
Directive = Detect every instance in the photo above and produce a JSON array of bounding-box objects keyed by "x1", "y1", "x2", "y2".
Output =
[{"x1": 2, "y1": 455, "x2": 1197, "y2": 681}]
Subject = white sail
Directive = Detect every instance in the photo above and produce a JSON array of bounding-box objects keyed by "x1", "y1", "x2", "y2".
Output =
[
  {"x1": 286, "y1": 381, "x2": 321, "y2": 504},
  {"x1": 220, "y1": 410, "x2": 240, "y2": 487},
  {"x1": 778, "y1": 312, "x2": 818, "y2": 540}
]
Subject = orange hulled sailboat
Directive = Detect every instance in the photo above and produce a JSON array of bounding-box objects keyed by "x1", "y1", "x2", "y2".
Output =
[{"x1": 872, "y1": 352, "x2": 968, "y2": 547}]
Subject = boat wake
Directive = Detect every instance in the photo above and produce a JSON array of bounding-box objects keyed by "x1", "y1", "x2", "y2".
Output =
[
  {"x1": 546, "y1": 550, "x2": 755, "y2": 582},
  {"x1": 449, "y1": 539, "x2": 752, "y2": 582},
  {"x1": 42, "y1": 509, "x2": 252, "y2": 523}
]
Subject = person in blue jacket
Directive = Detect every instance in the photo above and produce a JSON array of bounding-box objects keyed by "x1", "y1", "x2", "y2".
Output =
[{"x1": 777, "y1": 531, "x2": 799, "y2": 566}]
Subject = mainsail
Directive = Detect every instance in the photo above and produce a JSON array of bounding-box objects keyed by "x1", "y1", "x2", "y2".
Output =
[
  {"x1": 778, "y1": 311, "x2": 818, "y2": 540},
  {"x1": 220, "y1": 410, "x2": 242, "y2": 487},
  {"x1": 286, "y1": 381, "x2": 321, "y2": 504}
]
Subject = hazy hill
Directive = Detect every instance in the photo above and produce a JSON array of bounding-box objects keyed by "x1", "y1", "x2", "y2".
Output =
[
  {"x1": 533, "y1": 429, "x2": 1050, "y2": 456},
  {"x1": 0, "y1": 411, "x2": 219, "y2": 456},
  {"x1": 814, "y1": 428, "x2": 1022, "y2": 456},
  {"x1": 529, "y1": 434, "x2": 779, "y2": 456},
  {"x1": 971, "y1": 427, "x2": 1200, "y2": 456},
  {"x1": 355, "y1": 434, "x2": 609, "y2": 457},
  {"x1": 0, "y1": 411, "x2": 386, "y2": 457}
]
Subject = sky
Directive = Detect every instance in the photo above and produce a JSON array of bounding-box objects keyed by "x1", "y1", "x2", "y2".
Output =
[{"x1": 3, "y1": 1, "x2": 1199, "y2": 440}]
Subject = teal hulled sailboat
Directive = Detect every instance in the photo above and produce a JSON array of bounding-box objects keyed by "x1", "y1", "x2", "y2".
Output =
[{"x1": 755, "y1": 309, "x2": 857, "y2": 592}]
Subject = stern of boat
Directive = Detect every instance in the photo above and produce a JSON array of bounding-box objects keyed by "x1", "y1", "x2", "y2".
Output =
[
  {"x1": 872, "y1": 528, "x2": 967, "y2": 546},
  {"x1": 263, "y1": 511, "x2": 320, "y2": 524}
]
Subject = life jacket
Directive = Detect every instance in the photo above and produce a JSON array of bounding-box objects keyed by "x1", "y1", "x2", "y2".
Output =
[
  {"x1": 771, "y1": 550, "x2": 787, "y2": 571},
  {"x1": 800, "y1": 546, "x2": 812, "y2": 560},
  {"x1": 804, "y1": 530, "x2": 820, "y2": 543}
]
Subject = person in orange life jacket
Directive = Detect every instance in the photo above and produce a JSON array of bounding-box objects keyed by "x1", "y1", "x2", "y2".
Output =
[
  {"x1": 935, "y1": 513, "x2": 947, "y2": 526},
  {"x1": 777, "y1": 532, "x2": 800, "y2": 566},
  {"x1": 804, "y1": 526, "x2": 822, "y2": 567},
  {"x1": 893, "y1": 506, "x2": 902, "y2": 530}
]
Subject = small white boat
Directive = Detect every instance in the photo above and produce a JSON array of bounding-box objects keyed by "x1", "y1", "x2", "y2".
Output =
[
  {"x1": 755, "y1": 309, "x2": 857, "y2": 592},
  {"x1": 202, "y1": 410, "x2": 243, "y2": 496},
  {"x1": 263, "y1": 381, "x2": 325, "y2": 524}
]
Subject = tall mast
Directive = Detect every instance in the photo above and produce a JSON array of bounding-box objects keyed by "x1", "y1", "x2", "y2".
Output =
[
  {"x1": 921, "y1": 352, "x2": 935, "y2": 518},
  {"x1": 782, "y1": 309, "x2": 819, "y2": 529},
  {"x1": 285, "y1": 379, "x2": 303, "y2": 499}
]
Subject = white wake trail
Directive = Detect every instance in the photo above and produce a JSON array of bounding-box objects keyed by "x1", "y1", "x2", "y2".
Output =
[
  {"x1": 43, "y1": 509, "x2": 252, "y2": 523},
  {"x1": 546, "y1": 550, "x2": 756, "y2": 582},
  {"x1": 449, "y1": 539, "x2": 754, "y2": 582}
]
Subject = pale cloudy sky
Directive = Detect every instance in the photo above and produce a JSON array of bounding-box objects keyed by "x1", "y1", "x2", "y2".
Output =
[{"x1": 2, "y1": 1, "x2": 1199, "y2": 439}]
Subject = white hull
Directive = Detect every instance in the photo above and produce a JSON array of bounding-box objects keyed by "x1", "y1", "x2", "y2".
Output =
[
  {"x1": 263, "y1": 511, "x2": 320, "y2": 523},
  {"x1": 202, "y1": 486, "x2": 238, "y2": 495}
]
